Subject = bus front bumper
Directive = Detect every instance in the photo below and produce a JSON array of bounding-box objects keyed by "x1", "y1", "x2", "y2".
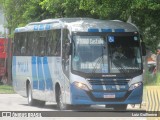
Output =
[{"x1": 70, "y1": 84, "x2": 143, "y2": 105}]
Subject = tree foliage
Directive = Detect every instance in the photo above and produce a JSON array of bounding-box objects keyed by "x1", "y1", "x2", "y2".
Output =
[
  {"x1": 0, "y1": 0, "x2": 159, "y2": 51},
  {"x1": 131, "y1": 0, "x2": 160, "y2": 51}
]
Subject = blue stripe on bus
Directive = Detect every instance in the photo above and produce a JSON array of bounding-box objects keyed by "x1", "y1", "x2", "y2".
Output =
[
  {"x1": 115, "y1": 29, "x2": 125, "y2": 32},
  {"x1": 88, "y1": 28, "x2": 99, "y2": 32},
  {"x1": 101, "y1": 29, "x2": 112, "y2": 32},
  {"x1": 37, "y1": 57, "x2": 45, "y2": 90},
  {"x1": 39, "y1": 25, "x2": 45, "y2": 31},
  {"x1": 43, "y1": 57, "x2": 53, "y2": 90},
  {"x1": 34, "y1": 25, "x2": 38, "y2": 31},
  {"x1": 45, "y1": 24, "x2": 51, "y2": 30},
  {"x1": 32, "y1": 56, "x2": 38, "y2": 89}
]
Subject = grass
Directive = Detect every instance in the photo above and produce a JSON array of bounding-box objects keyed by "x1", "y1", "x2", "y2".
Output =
[{"x1": 0, "y1": 85, "x2": 15, "y2": 94}]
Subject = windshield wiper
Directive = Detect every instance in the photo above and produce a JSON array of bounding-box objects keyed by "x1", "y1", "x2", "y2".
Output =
[
  {"x1": 91, "y1": 45, "x2": 105, "y2": 76},
  {"x1": 112, "y1": 59, "x2": 131, "y2": 78}
]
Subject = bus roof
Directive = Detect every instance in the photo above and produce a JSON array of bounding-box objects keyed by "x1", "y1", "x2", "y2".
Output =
[{"x1": 14, "y1": 18, "x2": 138, "y2": 33}]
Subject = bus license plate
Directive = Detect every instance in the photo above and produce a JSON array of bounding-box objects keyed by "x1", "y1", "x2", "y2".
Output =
[{"x1": 104, "y1": 94, "x2": 115, "y2": 98}]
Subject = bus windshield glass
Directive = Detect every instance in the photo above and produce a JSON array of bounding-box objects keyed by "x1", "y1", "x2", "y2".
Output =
[
  {"x1": 108, "y1": 35, "x2": 142, "y2": 73},
  {"x1": 72, "y1": 35, "x2": 108, "y2": 74},
  {"x1": 72, "y1": 34, "x2": 142, "y2": 75}
]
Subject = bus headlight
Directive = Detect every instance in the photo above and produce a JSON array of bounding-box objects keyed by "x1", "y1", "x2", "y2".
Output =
[
  {"x1": 73, "y1": 82, "x2": 90, "y2": 91},
  {"x1": 129, "y1": 82, "x2": 142, "y2": 91}
]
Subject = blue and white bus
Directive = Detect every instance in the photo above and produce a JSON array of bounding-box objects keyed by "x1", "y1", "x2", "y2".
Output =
[{"x1": 12, "y1": 18, "x2": 146, "y2": 110}]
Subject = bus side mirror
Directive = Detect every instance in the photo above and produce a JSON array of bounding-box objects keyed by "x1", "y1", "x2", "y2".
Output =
[{"x1": 141, "y1": 42, "x2": 146, "y2": 56}]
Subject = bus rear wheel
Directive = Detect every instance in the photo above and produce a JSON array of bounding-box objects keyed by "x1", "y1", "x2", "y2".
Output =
[
  {"x1": 27, "y1": 83, "x2": 45, "y2": 107},
  {"x1": 27, "y1": 83, "x2": 37, "y2": 106}
]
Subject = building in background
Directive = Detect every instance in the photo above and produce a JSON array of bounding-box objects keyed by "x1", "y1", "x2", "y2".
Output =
[{"x1": 0, "y1": 37, "x2": 8, "y2": 84}]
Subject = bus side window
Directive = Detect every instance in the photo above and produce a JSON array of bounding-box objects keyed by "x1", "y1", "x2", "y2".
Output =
[
  {"x1": 21, "y1": 33, "x2": 27, "y2": 56},
  {"x1": 33, "y1": 31, "x2": 46, "y2": 56},
  {"x1": 47, "y1": 29, "x2": 61, "y2": 56},
  {"x1": 39, "y1": 31, "x2": 46, "y2": 56},
  {"x1": 21, "y1": 46, "x2": 26, "y2": 55},
  {"x1": 14, "y1": 32, "x2": 27, "y2": 56},
  {"x1": 33, "y1": 32, "x2": 39, "y2": 56},
  {"x1": 13, "y1": 33, "x2": 19, "y2": 56},
  {"x1": 54, "y1": 29, "x2": 61, "y2": 56},
  {"x1": 26, "y1": 32, "x2": 34, "y2": 56}
]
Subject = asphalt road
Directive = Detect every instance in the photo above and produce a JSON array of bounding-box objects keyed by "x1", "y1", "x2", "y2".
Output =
[
  {"x1": 0, "y1": 94, "x2": 146, "y2": 120},
  {"x1": 0, "y1": 94, "x2": 145, "y2": 111}
]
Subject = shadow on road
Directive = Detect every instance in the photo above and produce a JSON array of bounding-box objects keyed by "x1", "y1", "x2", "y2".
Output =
[{"x1": 20, "y1": 103, "x2": 145, "y2": 112}]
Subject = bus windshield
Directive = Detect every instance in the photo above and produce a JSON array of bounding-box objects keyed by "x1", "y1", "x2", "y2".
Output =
[
  {"x1": 108, "y1": 35, "x2": 142, "y2": 73},
  {"x1": 72, "y1": 34, "x2": 142, "y2": 75},
  {"x1": 72, "y1": 35, "x2": 108, "y2": 74}
]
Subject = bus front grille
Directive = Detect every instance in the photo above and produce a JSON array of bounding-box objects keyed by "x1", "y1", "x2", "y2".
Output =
[{"x1": 87, "y1": 79, "x2": 130, "y2": 85}]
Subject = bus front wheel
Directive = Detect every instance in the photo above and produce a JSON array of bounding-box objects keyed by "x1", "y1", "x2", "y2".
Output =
[{"x1": 56, "y1": 87, "x2": 68, "y2": 110}]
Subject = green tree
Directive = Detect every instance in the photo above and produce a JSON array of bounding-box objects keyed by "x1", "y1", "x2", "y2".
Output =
[
  {"x1": 0, "y1": 0, "x2": 53, "y2": 35},
  {"x1": 40, "y1": 0, "x2": 91, "y2": 18},
  {"x1": 79, "y1": 0, "x2": 160, "y2": 51},
  {"x1": 131, "y1": 0, "x2": 160, "y2": 51},
  {"x1": 0, "y1": 0, "x2": 160, "y2": 51}
]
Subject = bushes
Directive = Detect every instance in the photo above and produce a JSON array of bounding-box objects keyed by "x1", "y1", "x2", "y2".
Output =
[
  {"x1": 144, "y1": 70, "x2": 160, "y2": 86},
  {"x1": 156, "y1": 72, "x2": 160, "y2": 85}
]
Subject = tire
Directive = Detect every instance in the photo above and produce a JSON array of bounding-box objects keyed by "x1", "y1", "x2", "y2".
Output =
[
  {"x1": 105, "y1": 104, "x2": 127, "y2": 111},
  {"x1": 27, "y1": 83, "x2": 38, "y2": 106},
  {"x1": 56, "y1": 87, "x2": 68, "y2": 110}
]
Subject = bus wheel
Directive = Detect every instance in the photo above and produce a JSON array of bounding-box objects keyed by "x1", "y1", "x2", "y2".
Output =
[
  {"x1": 27, "y1": 83, "x2": 37, "y2": 106},
  {"x1": 56, "y1": 88, "x2": 67, "y2": 110}
]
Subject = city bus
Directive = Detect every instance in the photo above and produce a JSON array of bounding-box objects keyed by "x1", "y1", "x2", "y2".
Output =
[
  {"x1": 12, "y1": 18, "x2": 146, "y2": 110},
  {"x1": 0, "y1": 37, "x2": 8, "y2": 84}
]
